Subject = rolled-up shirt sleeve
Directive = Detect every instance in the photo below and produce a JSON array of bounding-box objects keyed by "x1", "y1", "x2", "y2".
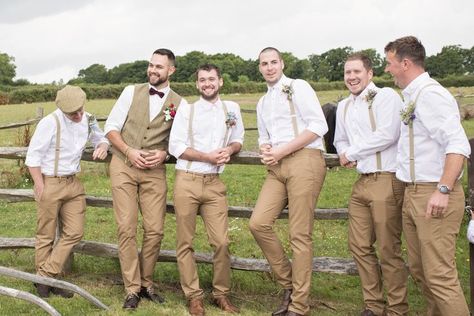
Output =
[
  {"x1": 104, "y1": 85, "x2": 134, "y2": 135},
  {"x1": 25, "y1": 117, "x2": 55, "y2": 167},
  {"x1": 418, "y1": 90, "x2": 470, "y2": 158},
  {"x1": 293, "y1": 80, "x2": 328, "y2": 138}
]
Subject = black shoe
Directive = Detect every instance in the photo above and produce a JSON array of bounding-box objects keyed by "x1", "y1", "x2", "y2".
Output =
[
  {"x1": 51, "y1": 287, "x2": 74, "y2": 298},
  {"x1": 272, "y1": 289, "x2": 292, "y2": 316},
  {"x1": 139, "y1": 286, "x2": 165, "y2": 304},
  {"x1": 34, "y1": 283, "x2": 51, "y2": 298},
  {"x1": 123, "y1": 292, "x2": 140, "y2": 309}
]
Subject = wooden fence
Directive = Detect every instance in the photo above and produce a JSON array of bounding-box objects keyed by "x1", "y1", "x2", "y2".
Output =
[{"x1": 0, "y1": 115, "x2": 473, "y2": 313}]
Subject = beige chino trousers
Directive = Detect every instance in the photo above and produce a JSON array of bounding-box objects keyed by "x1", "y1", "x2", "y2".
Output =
[
  {"x1": 35, "y1": 175, "x2": 85, "y2": 277},
  {"x1": 348, "y1": 173, "x2": 408, "y2": 316},
  {"x1": 110, "y1": 155, "x2": 167, "y2": 294},
  {"x1": 249, "y1": 148, "x2": 326, "y2": 315},
  {"x1": 173, "y1": 170, "x2": 231, "y2": 300},
  {"x1": 403, "y1": 182, "x2": 469, "y2": 316}
]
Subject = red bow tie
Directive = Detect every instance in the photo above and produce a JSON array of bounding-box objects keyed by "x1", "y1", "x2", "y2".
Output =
[{"x1": 149, "y1": 88, "x2": 164, "y2": 98}]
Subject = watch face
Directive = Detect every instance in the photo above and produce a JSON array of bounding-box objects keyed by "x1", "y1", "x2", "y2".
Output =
[{"x1": 439, "y1": 185, "x2": 449, "y2": 194}]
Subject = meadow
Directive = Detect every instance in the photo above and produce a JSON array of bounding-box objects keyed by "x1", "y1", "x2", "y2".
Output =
[{"x1": 1, "y1": 87, "x2": 474, "y2": 315}]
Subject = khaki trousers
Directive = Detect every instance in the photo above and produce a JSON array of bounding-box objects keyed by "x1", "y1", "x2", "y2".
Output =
[
  {"x1": 110, "y1": 155, "x2": 167, "y2": 294},
  {"x1": 249, "y1": 149, "x2": 326, "y2": 315},
  {"x1": 35, "y1": 175, "x2": 85, "y2": 277},
  {"x1": 173, "y1": 170, "x2": 231, "y2": 300},
  {"x1": 403, "y1": 182, "x2": 469, "y2": 316},
  {"x1": 348, "y1": 173, "x2": 408, "y2": 316}
]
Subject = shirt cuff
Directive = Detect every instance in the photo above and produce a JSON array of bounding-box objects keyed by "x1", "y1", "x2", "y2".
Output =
[
  {"x1": 306, "y1": 123, "x2": 328, "y2": 140},
  {"x1": 170, "y1": 143, "x2": 188, "y2": 160},
  {"x1": 25, "y1": 157, "x2": 41, "y2": 167}
]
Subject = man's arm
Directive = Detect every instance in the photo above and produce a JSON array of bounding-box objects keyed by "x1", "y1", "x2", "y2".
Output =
[
  {"x1": 261, "y1": 130, "x2": 317, "y2": 166},
  {"x1": 28, "y1": 166, "x2": 44, "y2": 201},
  {"x1": 106, "y1": 130, "x2": 149, "y2": 169}
]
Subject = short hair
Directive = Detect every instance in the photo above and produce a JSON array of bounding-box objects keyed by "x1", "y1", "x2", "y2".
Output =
[
  {"x1": 384, "y1": 36, "x2": 425, "y2": 67},
  {"x1": 153, "y1": 48, "x2": 176, "y2": 66},
  {"x1": 195, "y1": 63, "x2": 221, "y2": 79},
  {"x1": 346, "y1": 52, "x2": 373, "y2": 71},
  {"x1": 258, "y1": 47, "x2": 282, "y2": 60}
]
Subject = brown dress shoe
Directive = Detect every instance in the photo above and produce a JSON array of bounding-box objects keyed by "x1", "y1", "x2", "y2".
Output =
[
  {"x1": 360, "y1": 310, "x2": 376, "y2": 316},
  {"x1": 50, "y1": 286, "x2": 74, "y2": 298},
  {"x1": 272, "y1": 289, "x2": 292, "y2": 316},
  {"x1": 34, "y1": 283, "x2": 51, "y2": 298},
  {"x1": 123, "y1": 292, "x2": 140, "y2": 309},
  {"x1": 189, "y1": 298, "x2": 205, "y2": 316},
  {"x1": 212, "y1": 296, "x2": 240, "y2": 313}
]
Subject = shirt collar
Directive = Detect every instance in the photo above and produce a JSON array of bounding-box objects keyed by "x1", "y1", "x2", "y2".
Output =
[
  {"x1": 402, "y1": 72, "x2": 430, "y2": 100},
  {"x1": 351, "y1": 81, "x2": 377, "y2": 102},
  {"x1": 199, "y1": 96, "x2": 221, "y2": 107}
]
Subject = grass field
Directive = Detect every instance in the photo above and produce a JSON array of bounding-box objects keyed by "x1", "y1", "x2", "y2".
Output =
[{"x1": 1, "y1": 87, "x2": 474, "y2": 315}]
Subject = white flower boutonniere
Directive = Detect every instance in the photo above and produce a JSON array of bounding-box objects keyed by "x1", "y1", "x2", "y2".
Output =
[
  {"x1": 400, "y1": 102, "x2": 416, "y2": 127},
  {"x1": 225, "y1": 112, "x2": 237, "y2": 128},
  {"x1": 282, "y1": 84, "x2": 294, "y2": 101},
  {"x1": 364, "y1": 89, "x2": 377, "y2": 109}
]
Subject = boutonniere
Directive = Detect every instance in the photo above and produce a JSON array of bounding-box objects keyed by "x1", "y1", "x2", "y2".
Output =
[
  {"x1": 164, "y1": 103, "x2": 176, "y2": 121},
  {"x1": 86, "y1": 114, "x2": 97, "y2": 135},
  {"x1": 364, "y1": 89, "x2": 377, "y2": 109},
  {"x1": 225, "y1": 111, "x2": 237, "y2": 128},
  {"x1": 282, "y1": 84, "x2": 293, "y2": 101},
  {"x1": 400, "y1": 101, "x2": 416, "y2": 126}
]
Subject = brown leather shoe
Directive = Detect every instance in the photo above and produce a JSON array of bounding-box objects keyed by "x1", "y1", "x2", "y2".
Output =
[
  {"x1": 50, "y1": 286, "x2": 74, "y2": 298},
  {"x1": 34, "y1": 283, "x2": 51, "y2": 298},
  {"x1": 272, "y1": 289, "x2": 292, "y2": 316},
  {"x1": 286, "y1": 311, "x2": 303, "y2": 316},
  {"x1": 188, "y1": 298, "x2": 205, "y2": 316},
  {"x1": 212, "y1": 296, "x2": 240, "y2": 313},
  {"x1": 360, "y1": 310, "x2": 376, "y2": 316}
]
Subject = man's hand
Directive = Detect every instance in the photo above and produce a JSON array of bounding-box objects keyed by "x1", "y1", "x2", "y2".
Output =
[
  {"x1": 126, "y1": 148, "x2": 150, "y2": 169},
  {"x1": 33, "y1": 182, "x2": 45, "y2": 202},
  {"x1": 207, "y1": 148, "x2": 231, "y2": 166},
  {"x1": 339, "y1": 153, "x2": 356, "y2": 168},
  {"x1": 260, "y1": 147, "x2": 286, "y2": 166},
  {"x1": 143, "y1": 149, "x2": 167, "y2": 168},
  {"x1": 92, "y1": 143, "x2": 109, "y2": 160},
  {"x1": 426, "y1": 190, "x2": 449, "y2": 218}
]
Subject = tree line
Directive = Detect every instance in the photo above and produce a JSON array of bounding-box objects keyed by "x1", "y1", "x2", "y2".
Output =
[{"x1": 1, "y1": 45, "x2": 474, "y2": 86}]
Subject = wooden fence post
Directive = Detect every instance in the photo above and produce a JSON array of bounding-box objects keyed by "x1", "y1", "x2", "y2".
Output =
[
  {"x1": 36, "y1": 107, "x2": 44, "y2": 119},
  {"x1": 469, "y1": 138, "x2": 474, "y2": 313}
]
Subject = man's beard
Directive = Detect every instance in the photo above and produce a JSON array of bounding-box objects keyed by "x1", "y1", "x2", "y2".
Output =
[
  {"x1": 148, "y1": 74, "x2": 167, "y2": 87},
  {"x1": 200, "y1": 89, "x2": 219, "y2": 101}
]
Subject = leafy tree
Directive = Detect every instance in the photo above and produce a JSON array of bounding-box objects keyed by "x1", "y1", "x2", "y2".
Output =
[
  {"x1": 0, "y1": 52, "x2": 16, "y2": 85},
  {"x1": 358, "y1": 48, "x2": 385, "y2": 76},
  {"x1": 426, "y1": 45, "x2": 468, "y2": 77},
  {"x1": 320, "y1": 47, "x2": 353, "y2": 81},
  {"x1": 108, "y1": 60, "x2": 148, "y2": 84},
  {"x1": 78, "y1": 63, "x2": 109, "y2": 84},
  {"x1": 175, "y1": 51, "x2": 209, "y2": 82}
]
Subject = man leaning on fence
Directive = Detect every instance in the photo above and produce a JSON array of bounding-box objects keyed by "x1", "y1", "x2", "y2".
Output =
[
  {"x1": 249, "y1": 47, "x2": 328, "y2": 316},
  {"x1": 334, "y1": 53, "x2": 407, "y2": 316},
  {"x1": 169, "y1": 63, "x2": 243, "y2": 316},
  {"x1": 385, "y1": 35, "x2": 470, "y2": 315},
  {"x1": 25, "y1": 85, "x2": 109, "y2": 298},
  {"x1": 104, "y1": 48, "x2": 187, "y2": 310}
]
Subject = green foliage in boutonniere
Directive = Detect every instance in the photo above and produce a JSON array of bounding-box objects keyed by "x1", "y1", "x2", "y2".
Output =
[
  {"x1": 225, "y1": 111, "x2": 237, "y2": 128},
  {"x1": 164, "y1": 103, "x2": 176, "y2": 121},
  {"x1": 400, "y1": 102, "x2": 416, "y2": 127},
  {"x1": 364, "y1": 89, "x2": 377, "y2": 109},
  {"x1": 282, "y1": 84, "x2": 293, "y2": 101},
  {"x1": 87, "y1": 114, "x2": 97, "y2": 135}
]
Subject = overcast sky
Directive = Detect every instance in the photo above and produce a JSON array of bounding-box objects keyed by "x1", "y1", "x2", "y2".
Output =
[{"x1": 1, "y1": 0, "x2": 473, "y2": 83}]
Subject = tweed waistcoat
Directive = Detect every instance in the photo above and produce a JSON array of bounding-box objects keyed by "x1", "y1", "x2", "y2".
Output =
[{"x1": 111, "y1": 83, "x2": 182, "y2": 165}]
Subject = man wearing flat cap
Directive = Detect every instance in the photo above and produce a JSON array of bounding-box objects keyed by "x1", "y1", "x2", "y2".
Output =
[{"x1": 26, "y1": 85, "x2": 109, "y2": 298}]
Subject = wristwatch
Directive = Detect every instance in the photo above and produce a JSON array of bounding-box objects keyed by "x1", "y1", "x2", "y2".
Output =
[
  {"x1": 437, "y1": 184, "x2": 451, "y2": 194},
  {"x1": 165, "y1": 154, "x2": 171, "y2": 162}
]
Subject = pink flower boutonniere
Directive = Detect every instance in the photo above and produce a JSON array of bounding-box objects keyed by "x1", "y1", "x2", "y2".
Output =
[{"x1": 164, "y1": 103, "x2": 176, "y2": 121}]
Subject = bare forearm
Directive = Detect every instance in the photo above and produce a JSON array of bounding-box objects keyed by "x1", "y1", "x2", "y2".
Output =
[
  {"x1": 106, "y1": 130, "x2": 128, "y2": 154},
  {"x1": 180, "y1": 148, "x2": 210, "y2": 163},
  {"x1": 28, "y1": 167, "x2": 43, "y2": 186},
  {"x1": 277, "y1": 130, "x2": 318, "y2": 157},
  {"x1": 439, "y1": 153, "x2": 466, "y2": 188},
  {"x1": 227, "y1": 142, "x2": 242, "y2": 155}
]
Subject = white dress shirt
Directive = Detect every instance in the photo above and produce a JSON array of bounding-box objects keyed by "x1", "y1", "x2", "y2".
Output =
[
  {"x1": 25, "y1": 108, "x2": 109, "y2": 176},
  {"x1": 397, "y1": 72, "x2": 470, "y2": 182},
  {"x1": 467, "y1": 220, "x2": 474, "y2": 244},
  {"x1": 334, "y1": 82, "x2": 402, "y2": 174},
  {"x1": 169, "y1": 97, "x2": 245, "y2": 174},
  {"x1": 256, "y1": 75, "x2": 328, "y2": 150},
  {"x1": 104, "y1": 84, "x2": 186, "y2": 134}
]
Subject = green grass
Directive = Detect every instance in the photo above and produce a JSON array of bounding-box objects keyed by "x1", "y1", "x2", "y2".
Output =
[{"x1": 1, "y1": 88, "x2": 474, "y2": 315}]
